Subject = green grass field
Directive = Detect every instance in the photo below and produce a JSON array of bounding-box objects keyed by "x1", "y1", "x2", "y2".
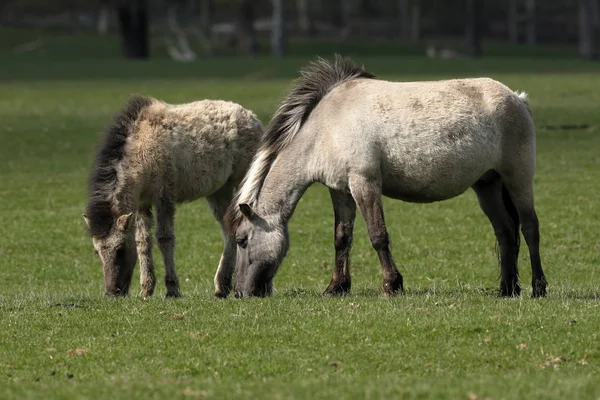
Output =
[{"x1": 1, "y1": 32, "x2": 599, "y2": 399}]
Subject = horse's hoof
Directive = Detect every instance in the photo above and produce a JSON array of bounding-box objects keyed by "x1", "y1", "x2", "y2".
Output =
[
  {"x1": 166, "y1": 291, "x2": 182, "y2": 298},
  {"x1": 383, "y1": 274, "x2": 404, "y2": 296},
  {"x1": 323, "y1": 278, "x2": 351, "y2": 296},
  {"x1": 139, "y1": 291, "x2": 153, "y2": 299},
  {"x1": 499, "y1": 280, "x2": 521, "y2": 297},
  {"x1": 532, "y1": 278, "x2": 547, "y2": 298}
]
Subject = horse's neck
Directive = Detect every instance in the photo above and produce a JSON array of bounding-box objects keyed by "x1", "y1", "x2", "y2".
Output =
[{"x1": 256, "y1": 149, "x2": 311, "y2": 224}]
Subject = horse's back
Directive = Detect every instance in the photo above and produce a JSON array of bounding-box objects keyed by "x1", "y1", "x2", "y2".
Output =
[
  {"x1": 305, "y1": 77, "x2": 534, "y2": 202},
  {"x1": 135, "y1": 100, "x2": 262, "y2": 202}
]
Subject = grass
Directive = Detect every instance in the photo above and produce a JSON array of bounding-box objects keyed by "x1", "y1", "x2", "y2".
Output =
[{"x1": 1, "y1": 31, "x2": 600, "y2": 399}]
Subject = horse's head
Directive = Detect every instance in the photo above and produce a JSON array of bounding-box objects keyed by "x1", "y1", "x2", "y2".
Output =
[
  {"x1": 233, "y1": 204, "x2": 289, "y2": 298},
  {"x1": 83, "y1": 213, "x2": 137, "y2": 296}
]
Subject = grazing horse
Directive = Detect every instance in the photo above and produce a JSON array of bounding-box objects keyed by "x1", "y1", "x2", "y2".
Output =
[
  {"x1": 226, "y1": 55, "x2": 547, "y2": 298},
  {"x1": 84, "y1": 95, "x2": 263, "y2": 298}
]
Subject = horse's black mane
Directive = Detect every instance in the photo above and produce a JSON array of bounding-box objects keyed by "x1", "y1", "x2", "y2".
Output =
[
  {"x1": 85, "y1": 95, "x2": 153, "y2": 238},
  {"x1": 224, "y1": 54, "x2": 375, "y2": 233}
]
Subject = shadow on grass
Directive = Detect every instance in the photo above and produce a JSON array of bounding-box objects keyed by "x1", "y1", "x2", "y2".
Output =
[
  {"x1": 276, "y1": 285, "x2": 600, "y2": 300},
  {"x1": 276, "y1": 285, "x2": 499, "y2": 299}
]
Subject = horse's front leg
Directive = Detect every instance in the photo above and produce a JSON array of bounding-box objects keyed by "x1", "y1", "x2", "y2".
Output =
[
  {"x1": 136, "y1": 208, "x2": 157, "y2": 298},
  {"x1": 207, "y1": 183, "x2": 236, "y2": 298},
  {"x1": 349, "y1": 175, "x2": 404, "y2": 296},
  {"x1": 156, "y1": 195, "x2": 180, "y2": 298},
  {"x1": 323, "y1": 189, "x2": 357, "y2": 296}
]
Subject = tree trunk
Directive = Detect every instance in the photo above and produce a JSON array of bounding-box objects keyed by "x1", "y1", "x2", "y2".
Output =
[
  {"x1": 116, "y1": 0, "x2": 149, "y2": 59},
  {"x1": 166, "y1": 1, "x2": 196, "y2": 62},
  {"x1": 525, "y1": 0, "x2": 535, "y2": 46},
  {"x1": 579, "y1": 0, "x2": 598, "y2": 59},
  {"x1": 359, "y1": 0, "x2": 377, "y2": 17},
  {"x1": 296, "y1": 0, "x2": 312, "y2": 35},
  {"x1": 271, "y1": 0, "x2": 285, "y2": 56},
  {"x1": 465, "y1": 0, "x2": 483, "y2": 57},
  {"x1": 591, "y1": 0, "x2": 600, "y2": 28},
  {"x1": 508, "y1": 0, "x2": 518, "y2": 43},
  {"x1": 236, "y1": 0, "x2": 257, "y2": 56},
  {"x1": 199, "y1": 0, "x2": 213, "y2": 39},
  {"x1": 331, "y1": 0, "x2": 351, "y2": 37},
  {"x1": 339, "y1": 0, "x2": 354, "y2": 38},
  {"x1": 398, "y1": 0, "x2": 410, "y2": 39},
  {"x1": 97, "y1": 3, "x2": 109, "y2": 35},
  {"x1": 410, "y1": 0, "x2": 420, "y2": 42}
]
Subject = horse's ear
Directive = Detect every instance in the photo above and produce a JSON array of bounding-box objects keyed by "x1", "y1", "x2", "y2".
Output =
[
  {"x1": 116, "y1": 213, "x2": 134, "y2": 231},
  {"x1": 82, "y1": 214, "x2": 90, "y2": 227},
  {"x1": 239, "y1": 204, "x2": 255, "y2": 220}
]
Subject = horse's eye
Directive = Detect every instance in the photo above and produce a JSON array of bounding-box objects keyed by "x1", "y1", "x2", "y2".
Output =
[{"x1": 236, "y1": 237, "x2": 248, "y2": 249}]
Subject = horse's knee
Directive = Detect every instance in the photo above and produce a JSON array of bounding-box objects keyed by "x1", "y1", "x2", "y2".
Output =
[
  {"x1": 334, "y1": 233, "x2": 351, "y2": 251},
  {"x1": 370, "y1": 232, "x2": 390, "y2": 251},
  {"x1": 494, "y1": 227, "x2": 518, "y2": 246},
  {"x1": 520, "y1": 218, "x2": 540, "y2": 244},
  {"x1": 156, "y1": 235, "x2": 175, "y2": 247}
]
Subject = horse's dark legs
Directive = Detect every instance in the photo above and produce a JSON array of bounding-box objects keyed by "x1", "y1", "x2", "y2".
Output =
[
  {"x1": 207, "y1": 183, "x2": 236, "y2": 298},
  {"x1": 349, "y1": 176, "x2": 403, "y2": 296},
  {"x1": 324, "y1": 189, "x2": 357, "y2": 296},
  {"x1": 136, "y1": 208, "x2": 157, "y2": 298},
  {"x1": 473, "y1": 179, "x2": 521, "y2": 296},
  {"x1": 156, "y1": 195, "x2": 180, "y2": 298},
  {"x1": 502, "y1": 181, "x2": 547, "y2": 297}
]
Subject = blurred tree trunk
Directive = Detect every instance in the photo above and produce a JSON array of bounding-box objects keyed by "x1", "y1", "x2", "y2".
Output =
[
  {"x1": 296, "y1": 0, "x2": 312, "y2": 35},
  {"x1": 579, "y1": 0, "x2": 598, "y2": 59},
  {"x1": 508, "y1": 0, "x2": 518, "y2": 43},
  {"x1": 116, "y1": 0, "x2": 149, "y2": 59},
  {"x1": 410, "y1": 0, "x2": 420, "y2": 42},
  {"x1": 271, "y1": 0, "x2": 286, "y2": 56},
  {"x1": 165, "y1": 0, "x2": 196, "y2": 61},
  {"x1": 398, "y1": 0, "x2": 410, "y2": 39},
  {"x1": 359, "y1": 0, "x2": 377, "y2": 17},
  {"x1": 525, "y1": 0, "x2": 535, "y2": 46},
  {"x1": 199, "y1": 0, "x2": 213, "y2": 40},
  {"x1": 591, "y1": 0, "x2": 600, "y2": 28},
  {"x1": 331, "y1": 0, "x2": 351, "y2": 38},
  {"x1": 465, "y1": 0, "x2": 483, "y2": 57},
  {"x1": 97, "y1": 1, "x2": 110, "y2": 35},
  {"x1": 236, "y1": 0, "x2": 257, "y2": 56}
]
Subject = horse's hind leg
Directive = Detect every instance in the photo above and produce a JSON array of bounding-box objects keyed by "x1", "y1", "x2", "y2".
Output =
[
  {"x1": 349, "y1": 175, "x2": 403, "y2": 296},
  {"x1": 136, "y1": 208, "x2": 157, "y2": 298},
  {"x1": 473, "y1": 177, "x2": 520, "y2": 296},
  {"x1": 207, "y1": 183, "x2": 236, "y2": 298},
  {"x1": 156, "y1": 194, "x2": 181, "y2": 298},
  {"x1": 501, "y1": 178, "x2": 547, "y2": 298},
  {"x1": 324, "y1": 189, "x2": 357, "y2": 296}
]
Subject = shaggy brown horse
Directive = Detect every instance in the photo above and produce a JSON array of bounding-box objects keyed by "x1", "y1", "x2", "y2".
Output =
[{"x1": 84, "y1": 95, "x2": 263, "y2": 298}]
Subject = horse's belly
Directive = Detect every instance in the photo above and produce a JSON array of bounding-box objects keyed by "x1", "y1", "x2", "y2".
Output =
[
  {"x1": 171, "y1": 153, "x2": 233, "y2": 202},
  {"x1": 380, "y1": 157, "x2": 492, "y2": 203},
  {"x1": 381, "y1": 181, "x2": 471, "y2": 203},
  {"x1": 174, "y1": 169, "x2": 230, "y2": 203}
]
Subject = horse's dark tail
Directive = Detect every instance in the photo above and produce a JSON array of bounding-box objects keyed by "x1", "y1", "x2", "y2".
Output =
[{"x1": 501, "y1": 184, "x2": 521, "y2": 264}]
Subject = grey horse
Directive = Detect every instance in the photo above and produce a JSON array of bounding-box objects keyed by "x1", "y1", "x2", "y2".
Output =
[{"x1": 226, "y1": 55, "x2": 547, "y2": 299}]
